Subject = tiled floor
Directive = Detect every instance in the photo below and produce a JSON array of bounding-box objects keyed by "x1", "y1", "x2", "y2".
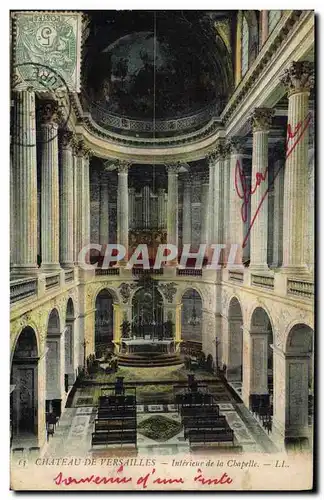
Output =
[{"x1": 43, "y1": 397, "x2": 277, "y2": 457}]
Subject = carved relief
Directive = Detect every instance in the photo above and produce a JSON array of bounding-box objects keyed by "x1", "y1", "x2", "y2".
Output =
[
  {"x1": 159, "y1": 282, "x2": 177, "y2": 303},
  {"x1": 118, "y1": 283, "x2": 137, "y2": 304}
]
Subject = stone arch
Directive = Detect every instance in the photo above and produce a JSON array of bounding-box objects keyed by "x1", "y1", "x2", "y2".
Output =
[
  {"x1": 45, "y1": 308, "x2": 64, "y2": 418},
  {"x1": 181, "y1": 288, "x2": 203, "y2": 344},
  {"x1": 93, "y1": 285, "x2": 119, "y2": 309},
  {"x1": 64, "y1": 298, "x2": 77, "y2": 387},
  {"x1": 245, "y1": 306, "x2": 274, "y2": 418},
  {"x1": 227, "y1": 296, "x2": 244, "y2": 383},
  {"x1": 274, "y1": 323, "x2": 314, "y2": 446},
  {"x1": 10, "y1": 326, "x2": 39, "y2": 446},
  {"x1": 10, "y1": 318, "x2": 41, "y2": 365},
  {"x1": 47, "y1": 307, "x2": 62, "y2": 335},
  {"x1": 95, "y1": 288, "x2": 116, "y2": 354}
]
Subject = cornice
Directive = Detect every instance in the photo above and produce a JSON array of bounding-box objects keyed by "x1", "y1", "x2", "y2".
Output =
[{"x1": 221, "y1": 11, "x2": 304, "y2": 126}]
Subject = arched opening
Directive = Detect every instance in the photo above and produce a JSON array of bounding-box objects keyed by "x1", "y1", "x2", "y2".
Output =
[
  {"x1": 95, "y1": 289, "x2": 114, "y2": 357},
  {"x1": 181, "y1": 289, "x2": 203, "y2": 346},
  {"x1": 249, "y1": 307, "x2": 273, "y2": 429},
  {"x1": 227, "y1": 297, "x2": 243, "y2": 385},
  {"x1": 64, "y1": 298, "x2": 76, "y2": 391},
  {"x1": 132, "y1": 286, "x2": 164, "y2": 339},
  {"x1": 284, "y1": 324, "x2": 314, "y2": 447},
  {"x1": 46, "y1": 309, "x2": 63, "y2": 420},
  {"x1": 10, "y1": 327, "x2": 38, "y2": 447}
]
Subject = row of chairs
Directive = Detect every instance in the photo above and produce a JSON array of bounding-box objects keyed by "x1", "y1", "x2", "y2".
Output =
[
  {"x1": 176, "y1": 386, "x2": 235, "y2": 447},
  {"x1": 91, "y1": 392, "x2": 137, "y2": 448}
]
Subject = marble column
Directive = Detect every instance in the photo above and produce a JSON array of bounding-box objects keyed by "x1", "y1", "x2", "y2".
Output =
[
  {"x1": 40, "y1": 101, "x2": 61, "y2": 272},
  {"x1": 249, "y1": 108, "x2": 274, "y2": 271},
  {"x1": 200, "y1": 180, "x2": 209, "y2": 244},
  {"x1": 280, "y1": 61, "x2": 314, "y2": 272},
  {"x1": 117, "y1": 161, "x2": 130, "y2": 257},
  {"x1": 175, "y1": 303, "x2": 182, "y2": 346},
  {"x1": 207, "y1": 158, "x2": 215, "y2": 245},
  {"x1": 223, "y1": 144, "x2": 231, "y2": 245},
  {"x1": 129, "y1": 187, "x2": 136, "y2": 230},
  {"x1": 99, "y1": 171, "x2": 109, "y2": 245},
  {"x1": 229, "y1": 138, "x2": 245, "y2": 264},
  {"x1": 59, "y1": 130, "x2": 74, "y2": 268},
  {"x1": 211, "y1": 140, "x2": 225, "y2": 244},
  {"x1": 11, "y1": 91, "x2": 38, "y2": 275},
  {"x1": 72, "y1": 153, "x2": 78, "y2": 263},
  {"x1": 90, "y1": 169, "x2": 100, "y2": 245},
  {"x1": 182, "y1": 176, "x2": 192, "y2": 245},
  {"x1": 272, "y1": 158, "x2": 285, "y2": 267},
  {"x1": 158, "y1": 188, "x2": 166, "y2": 229},
  {"x1": 74, "y1": 140, "x2": 91, "y2": 261},
  {"x1": 166, "y1": 164, "x2": 180, "y2": 247}
]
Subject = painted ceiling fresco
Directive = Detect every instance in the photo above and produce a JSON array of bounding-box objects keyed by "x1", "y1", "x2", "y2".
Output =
[{"x1": 83, "y1": 11, "x2": 233, "y2": 120}]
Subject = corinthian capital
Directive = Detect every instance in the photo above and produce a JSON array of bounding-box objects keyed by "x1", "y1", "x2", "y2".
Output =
[
  {"x1": 251, "y1": 108, "x2": 274, "y2": 132},
  {"x1": 116, "y1": 160, "x2": 131, "y2": 173},
  {"x1": 280, "y1": 61, "x2": 314, "y2": 97},
  {"x1": 40, "y1": 100, "x2": 61, "y2": 125},
  {"x1": 207, "y1": 139, "x2": 226, "y2": 164},
  {"x1": 74, "y1": 139, "x2": 92, "y2": 158},
  {"x1": 60, "y1": 129, "x2": 74, "y2": 150},
  {"x1": 165, "y1": 162, "x2": 182, "y2": 174},
  {"x1": 228, "y1": 137, "x2": 245, "y2": 155}
]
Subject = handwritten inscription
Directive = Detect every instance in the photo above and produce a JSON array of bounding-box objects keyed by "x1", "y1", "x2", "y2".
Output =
[
  {"x1": 53, "y1": 466, "x2": 233, "y2": 489},
  {"x1": 235, "y1": 113, "x2": 311, "y2": 248}
]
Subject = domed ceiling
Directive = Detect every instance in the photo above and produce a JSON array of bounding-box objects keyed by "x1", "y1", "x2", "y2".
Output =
[{"x1": 83, "y1": 11, "x2": 234, "y2": 121}]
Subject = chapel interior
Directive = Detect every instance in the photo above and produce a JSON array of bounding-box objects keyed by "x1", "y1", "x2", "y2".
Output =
[{"x1": 10, "y1": 10, "x2": 315, "y2": 459}]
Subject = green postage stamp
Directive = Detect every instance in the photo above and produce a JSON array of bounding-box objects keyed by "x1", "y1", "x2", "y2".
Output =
[{"x1": 12, "y1": 11, "x2": 82, "y2": 92}]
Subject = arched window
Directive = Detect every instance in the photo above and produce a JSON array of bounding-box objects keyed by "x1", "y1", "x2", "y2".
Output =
[
  {"x1": 268, "y1": 10, "x2": 281, "y2": 34},
  {"x1": 241, "y1": 15, "x2": 249, "y2": 77}
]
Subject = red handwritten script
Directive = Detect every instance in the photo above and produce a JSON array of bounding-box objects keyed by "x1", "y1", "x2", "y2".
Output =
[
  {"x1": 53, "y1": 466, "x2": 233, "y2": 489},
  {"x1": 235, "y1": 112, "x2": 311, "y2": 248}
]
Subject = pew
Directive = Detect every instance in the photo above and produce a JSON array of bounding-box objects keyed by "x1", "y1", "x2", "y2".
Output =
[
  {"x1": 182, "y1": 415, "x2": 228, "y2": 429},
  {"x1": 185, "y1": 428, "x2": 234, "y2": 444}
]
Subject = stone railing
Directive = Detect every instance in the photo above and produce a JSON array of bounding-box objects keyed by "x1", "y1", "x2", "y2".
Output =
[
  {"x1": 64, "y1": 269, "x2": 74, "y2": 283},
  {"x1": 45, "y1": 273, "x2": 60, "y2": 290},
  {"x1": 95, "y1": 268, "x2": 120, "y2": 276},
  {"x1": 287, "y1": 279, "x2": 314, "y2": 299},
  {"x1": 228, "y1": 270, "x2": 244, "y2": 283},
  {"x1": 176, "y1": 268, "x2": 203, "y2": 277},
  {"x1": 10, "y1": 278, "x2": 37, "y2": 304},
  {"x1": 85, "y1": 98, "x2": 222, "y2": 135},
  {"x1": 251, "y1": 274, "x2": 275, "y2": 290},
  {"x1": 132, "y1": 268, "x2": 163, "y2": 276}
]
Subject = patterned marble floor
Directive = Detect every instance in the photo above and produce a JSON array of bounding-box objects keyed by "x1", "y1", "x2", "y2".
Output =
[{"x1": 43, "y1": 397, "x2": 277, "y2": 458}]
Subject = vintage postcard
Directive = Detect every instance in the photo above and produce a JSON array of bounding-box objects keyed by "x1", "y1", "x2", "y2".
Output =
[{"x1": 10, "y1": 8, "x2": 315, "y2": 491}]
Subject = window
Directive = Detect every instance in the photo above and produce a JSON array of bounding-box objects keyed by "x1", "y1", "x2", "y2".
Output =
[
  {"x1": 268, "y1": 10, "x2": 281, "y2": 34},
  {"x1": 241, "y1": 15, "x2": 249, "y2": 77}
]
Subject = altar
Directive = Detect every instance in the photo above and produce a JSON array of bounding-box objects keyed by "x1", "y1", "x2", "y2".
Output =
[{"x1": 121, "y1": 338, "x2": 175, "y2": 354}]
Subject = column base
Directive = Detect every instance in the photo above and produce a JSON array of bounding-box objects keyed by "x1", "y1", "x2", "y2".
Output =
[
  {"x1": 280, "y1": 264, "x2": 311, "y2": 276},
  {"x1": 249, "y1": 264, "x2": 270, "y2": 273},
  {"x1": 10, "y1": 265, "x2": 39, "y2": 277},
  {"x1": 61, "y1": 262, "x2": 74, "y2": 269},
  {"x1": 41, "y1": 263, "x2": 62, "y2": 273}
]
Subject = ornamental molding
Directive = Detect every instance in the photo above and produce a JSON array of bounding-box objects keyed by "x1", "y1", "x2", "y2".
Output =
[{"x1": 221, "y1": 10, "x2": 305, "y2": 126}]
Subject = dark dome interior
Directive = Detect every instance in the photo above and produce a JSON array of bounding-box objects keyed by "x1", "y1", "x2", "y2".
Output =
[{"x1": 83, "y1": 11, "x2": 234, "y2": 120}]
